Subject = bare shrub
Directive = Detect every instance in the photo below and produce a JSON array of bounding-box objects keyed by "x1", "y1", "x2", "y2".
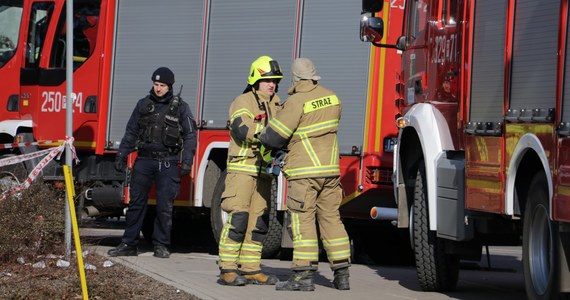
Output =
[{"x1": 0, "y1": 181, "x2": 66, "y2": 263}]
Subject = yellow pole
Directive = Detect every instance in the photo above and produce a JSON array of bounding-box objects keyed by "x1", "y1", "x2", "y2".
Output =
[{"x1": 63, "y1": 165, "x2": 89, "y2": 299}]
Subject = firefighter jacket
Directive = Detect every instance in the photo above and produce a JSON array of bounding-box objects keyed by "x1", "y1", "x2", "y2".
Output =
[
  {"x1": 117, "y1": 89, "x2": 197, "y2": 164},
  {"x1": 227, "y1": 89, "x2": 281, "y2": 176},
  {"x1": 259, "y1": 80, "x2": 341, "y2": 179}
]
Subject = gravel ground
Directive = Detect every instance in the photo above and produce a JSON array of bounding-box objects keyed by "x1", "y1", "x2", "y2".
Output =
[{"x1": 0, "y1": 252, "x2": 199, "y2": 299}]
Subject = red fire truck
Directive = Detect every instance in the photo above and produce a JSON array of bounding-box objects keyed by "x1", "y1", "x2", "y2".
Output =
[
  {"x1": 361, "y1": 0, "x2": 570, "y2": 298},
  {"x1": 0, "y1": 0, "x2": 31, "y2": 155},
  {"x1": 0, "y1": 0, "x2": 28, "y2": 141},
  {"x1": 1, "y1": 0, "x2": 405, "y2": 260}
]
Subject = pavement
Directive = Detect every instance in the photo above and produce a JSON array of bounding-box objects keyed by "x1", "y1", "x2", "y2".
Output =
[{"x1": 81, "y1": 226, "x2": 527, "y2": 300}]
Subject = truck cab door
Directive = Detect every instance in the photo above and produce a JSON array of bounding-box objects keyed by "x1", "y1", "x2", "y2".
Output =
[
  {"x1": 433, "y1": 0, "x2": 459, "y2": 103},
  {"x1": 401, "y1": 0, "x2": 430, "y2": 109},
  {"x1": 19, "y1": 0, "x2": 56, "y2": 123},
  {"x1": 21, "y1": 0, "x2": 105, "y2": 148}
]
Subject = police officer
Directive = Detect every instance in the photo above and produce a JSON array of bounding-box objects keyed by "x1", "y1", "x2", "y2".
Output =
[
  {"x1": 259, "y1": 58, "x2": 351, "y2": 291},
  {"x1": 108, "y1": 67, "x2": 197, "y2": 259},
  {"x1": 217, "y1": 56, "x2": 282, "y2": 286}
]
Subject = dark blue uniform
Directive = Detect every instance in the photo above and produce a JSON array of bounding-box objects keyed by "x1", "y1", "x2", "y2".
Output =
[{"x1": 117, "y1": 88, "x2": 197, "y2": 248}]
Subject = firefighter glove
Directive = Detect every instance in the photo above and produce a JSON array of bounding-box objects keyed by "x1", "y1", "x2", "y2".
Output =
[
  {"x1": 114, "y1": 155, "x2": 126, "y2": 172},
  {"x1": 180, "y1": 161, "x2": 192, "y2": 176}
]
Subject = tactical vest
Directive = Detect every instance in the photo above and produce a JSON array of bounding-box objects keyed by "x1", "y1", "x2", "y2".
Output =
[{"x1": 137, "y1": 95, "x2": 182, "y2": 151}]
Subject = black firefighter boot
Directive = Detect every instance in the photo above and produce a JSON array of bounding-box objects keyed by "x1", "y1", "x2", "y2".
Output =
[
  {"x1": 332, "y1": 267, "x2": 350, "y2": 290},
  {"x1": 275, "y1": 270, "x2": 315, "y2": 291}
]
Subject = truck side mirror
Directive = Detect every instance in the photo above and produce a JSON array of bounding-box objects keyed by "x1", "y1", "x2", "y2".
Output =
[
  {"x1": 362, "y1": 0, "x2": 383, "y2": 13},
  {"x1": 360, "y1": 15, "x2": 384, "y2": 44}
]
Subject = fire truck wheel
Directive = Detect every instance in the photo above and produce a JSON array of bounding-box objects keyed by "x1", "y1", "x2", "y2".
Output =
[
  {"x1": 412, "y1": 161, "x2": 459, "y2": 292},
  {"x1": 523, "y1": 173, "x2": 561, "y2": 300},
  {"x1": 0, "y1": 154, "x2": 28, "y2": 193},
  {"x1": 261, "y1": 178, "x2": 283, "y2": 258},
  {"x1": 210, "y1": 170, "x2": 283, "y2": 258}
]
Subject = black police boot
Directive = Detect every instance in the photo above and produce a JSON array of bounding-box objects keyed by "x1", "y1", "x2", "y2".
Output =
[
  {"x1": 153, "y1": 245, "x2": 170, "y2": 258},
  {"x1": 217, "y1": 270, "x2": 247, "y2": 286},
  {"x1": 107, "y1": 243, "x2": 138, "y2": 257},
  {"x1": 275, "y1": 270, "x2": 315, "y2": 291},
  {"x1": 333, "y1": 267, "x2": 350, "y2": 290}
]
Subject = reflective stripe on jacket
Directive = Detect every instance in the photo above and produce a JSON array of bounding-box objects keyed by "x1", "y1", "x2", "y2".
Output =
[
  {"x1": 260, "y1": 80, "x2": 341, "y2": 179},
  {"x1": 227, "y1": 90, "x2": 280, "y2": 176}
]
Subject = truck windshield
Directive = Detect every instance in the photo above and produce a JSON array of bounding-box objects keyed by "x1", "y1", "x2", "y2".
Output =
[{"x1": 0, "y1": 0, "x2": 24, "y2": 67}]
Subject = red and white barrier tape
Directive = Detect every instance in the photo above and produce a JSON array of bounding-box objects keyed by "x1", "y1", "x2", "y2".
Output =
[
  {"x1": 0, "y1": 140, "x2": 63, "y2": 150},
  {"x1": 0, "y1": 136, "x2": 78, "y2": 202},
  {"x1": 0, "y1": 148, "x2": 53, "y2": 167}
]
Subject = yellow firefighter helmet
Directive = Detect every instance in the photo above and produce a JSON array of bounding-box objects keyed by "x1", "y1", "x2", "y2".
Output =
[{"x1": 247, "y1": 56, "x2": 283, "y2": 85}]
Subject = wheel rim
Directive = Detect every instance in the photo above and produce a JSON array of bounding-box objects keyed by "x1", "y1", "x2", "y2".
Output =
[
  {"x1": 409, "y1": 205, "x2": 415, "y2": 251},
  {"x1": 529, "y1": 203, "x2": 552, "y2": 295},
  {"x1": 221, "y1": 210, "x2": 229, "y2": 226}
]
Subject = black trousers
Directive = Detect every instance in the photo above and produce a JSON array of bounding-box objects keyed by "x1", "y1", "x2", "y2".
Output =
[{"x1": 122, "y1": 157, "x2": 180, "y2": 246}]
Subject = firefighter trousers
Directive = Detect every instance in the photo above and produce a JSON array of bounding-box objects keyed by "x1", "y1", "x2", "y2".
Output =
[
  {"x1": 218, "y1": 172, "x2": 272, "y2": 273},
  {"x1": 286, "y1": 176, "x2": 351, "y2": 271}
]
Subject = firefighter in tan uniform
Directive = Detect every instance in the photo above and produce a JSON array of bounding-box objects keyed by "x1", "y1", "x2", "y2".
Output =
[
  {"x1": 217, "y1": 56, "x2": 282, "y2": 286},
  {"x1": 259, "y1": 58, "x2": 351, "y2": 291}
]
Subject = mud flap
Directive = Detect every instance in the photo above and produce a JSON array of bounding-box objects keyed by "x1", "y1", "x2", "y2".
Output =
[{"x1": 397, "y1": 183, "x2": 408, "y2": 229}]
